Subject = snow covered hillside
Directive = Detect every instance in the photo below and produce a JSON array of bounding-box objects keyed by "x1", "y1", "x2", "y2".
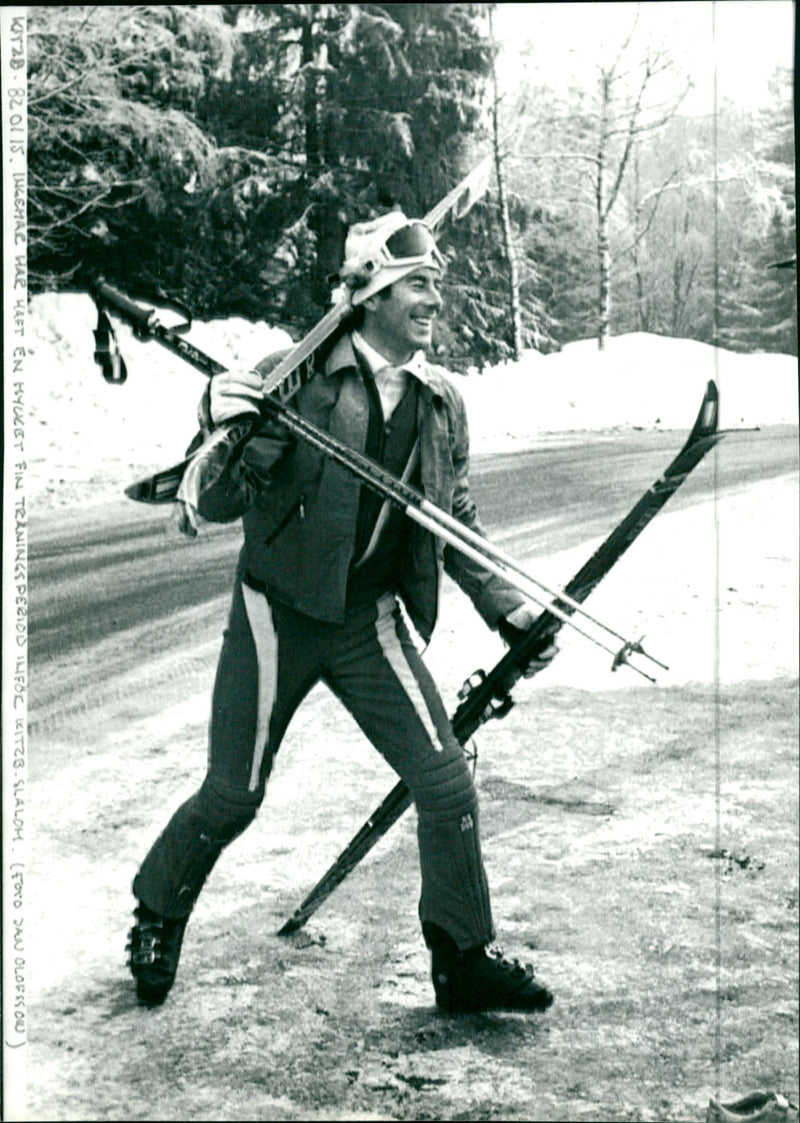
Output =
[{"x1": 22, "y1": 292, "x2": 798, "y2": 511}]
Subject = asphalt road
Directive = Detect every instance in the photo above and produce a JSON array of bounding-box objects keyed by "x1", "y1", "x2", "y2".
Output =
[{"x1": 28, "y1": 425, "x2": 797, "y2": 674}]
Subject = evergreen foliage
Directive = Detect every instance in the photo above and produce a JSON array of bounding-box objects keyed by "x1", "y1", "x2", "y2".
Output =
[
  {"x1": 26, "y1": 5, "x2": 795, "y2": 362},
  {"x1": 29, "y1": 3, "x2": 519, "y2": 360},
  {"x1": 715, "y1": 70, "x2": 796, "y2": 354}
]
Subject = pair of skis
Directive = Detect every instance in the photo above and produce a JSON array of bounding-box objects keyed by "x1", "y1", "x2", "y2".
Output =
[
  {"x1": 90, "y1": 161, "x2": 725, "y2": 931},
  {"x1": 95, "y1": 157, "x2": 495, "y2": 485}
]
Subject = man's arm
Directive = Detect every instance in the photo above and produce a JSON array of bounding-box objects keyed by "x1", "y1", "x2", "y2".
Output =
[{"x1": 194, "y1": 352, "x2": 295, "y2": 522}]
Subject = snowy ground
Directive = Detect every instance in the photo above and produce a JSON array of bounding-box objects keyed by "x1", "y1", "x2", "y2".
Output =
[{"x1": 10, "y1": 296, "x2": 800, "y2": 1122}]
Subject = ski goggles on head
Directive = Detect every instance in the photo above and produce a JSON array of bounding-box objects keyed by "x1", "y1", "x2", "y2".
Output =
[{"x1": 367, "y1": 221, "x2": 445, "y2": 274}]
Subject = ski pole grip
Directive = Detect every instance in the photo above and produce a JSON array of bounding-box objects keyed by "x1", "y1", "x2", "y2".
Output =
[{"x1": 92, "y1": 277, "x2": 154, "y2": 336}]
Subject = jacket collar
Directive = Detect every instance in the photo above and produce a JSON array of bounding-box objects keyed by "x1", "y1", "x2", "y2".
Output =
[{"x1": 325, "y1": 333, "x2": 447, "y2": 398}]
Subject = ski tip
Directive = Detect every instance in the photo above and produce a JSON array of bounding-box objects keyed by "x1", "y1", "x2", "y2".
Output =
[
  {"x1": 689, "y1": 380, "x2": 720, "y2": 442},
  {"x1": 124, "y1": 481, "x2": 149, "y2": 503}
]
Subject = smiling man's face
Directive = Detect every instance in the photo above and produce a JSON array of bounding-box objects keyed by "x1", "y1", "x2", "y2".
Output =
[{"x1": 360, "y1": 266, "x2": 444, "y2": 363}]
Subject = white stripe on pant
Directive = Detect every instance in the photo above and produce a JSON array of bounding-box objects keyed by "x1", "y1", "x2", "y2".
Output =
[{"x1": 241, "y1": 584, "x2": 279, "y2": 792}]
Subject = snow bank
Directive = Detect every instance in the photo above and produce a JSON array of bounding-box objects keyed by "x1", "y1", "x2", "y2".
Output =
[
  {"x1": 460, "y1": 333, "x2": 798, "y2": 454},
  {"x1": 20, "y1": 294, "x2": 799, "y2": 509},
  {"x1": 24, "y1": 293, "x2": 294, "y2": 508}
]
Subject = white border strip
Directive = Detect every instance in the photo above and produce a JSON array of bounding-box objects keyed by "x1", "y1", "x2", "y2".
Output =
[{"x1": 2, "y1": 7, "x2": 29, "y2": 1116}]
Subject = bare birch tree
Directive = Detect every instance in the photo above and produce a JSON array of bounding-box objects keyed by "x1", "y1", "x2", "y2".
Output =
[
  {"x1": 506, "y1": 8, "x2": 691, "y2": 349},
  {"x1": 589, "y1": 21, "x2": 691, "y2": 348}
]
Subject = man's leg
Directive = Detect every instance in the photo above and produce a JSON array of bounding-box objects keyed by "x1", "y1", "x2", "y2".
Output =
[
  {"x1": 134, "y1": 578, "x2": 273, "y2": 917},
  {"x1": 129, "y1": 575, "x2": 321, "y2": 1002},
  {"x1": 328, "y1": 595, "x2": 552, "y2": 1013},
  {"x1": 328, "y1": 595, "x2": 494, "y2": 949}
]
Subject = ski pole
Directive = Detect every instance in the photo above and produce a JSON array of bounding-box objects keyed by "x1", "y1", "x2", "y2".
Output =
[
  {"x1": 93, "y1": 278, "x2": 665, "y2": 677},
  {"x1": 262, "y1": 393, "x2": 668, "y2": 672}
]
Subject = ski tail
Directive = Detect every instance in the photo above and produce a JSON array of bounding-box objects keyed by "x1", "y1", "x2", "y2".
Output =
[
  {"x1": 277, "y1": 782, "x2": 412, "y2": 936},
  {"x1": 125, "y1": 418, "x2": 256, "y2": 505},
  {"x1": 126, "y1": 461, "x2": 190, "y2": 504}
]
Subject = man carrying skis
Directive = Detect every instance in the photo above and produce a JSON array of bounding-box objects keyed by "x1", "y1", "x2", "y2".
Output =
[{"x1": 127, "y1": 211, "x2": 557, "y2": 1013}]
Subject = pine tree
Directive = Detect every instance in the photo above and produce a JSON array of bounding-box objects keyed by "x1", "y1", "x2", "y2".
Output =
[
  {"x1": 713, "y1": 71, "x2": 796, "y2": 355},
  {"x1": 27, "y1": 6, "x2": 232, "y2": 291},
  {"x1": 28, "y1": 4, "x2": 532, "y2": 366}
]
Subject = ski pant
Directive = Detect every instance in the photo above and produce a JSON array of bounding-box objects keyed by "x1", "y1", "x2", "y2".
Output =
[{"x1": 133, "y1": 574, "x2": 495, "y2": 950}]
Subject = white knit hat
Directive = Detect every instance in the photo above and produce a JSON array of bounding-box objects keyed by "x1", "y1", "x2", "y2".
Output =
[{"x1": 336, "y1": 211, "x2": 444, "y2": 306}]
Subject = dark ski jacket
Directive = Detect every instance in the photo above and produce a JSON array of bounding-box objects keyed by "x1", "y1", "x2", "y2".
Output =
[{"x1": 198, "y1": 334, "x2": 526, "y2": 643}]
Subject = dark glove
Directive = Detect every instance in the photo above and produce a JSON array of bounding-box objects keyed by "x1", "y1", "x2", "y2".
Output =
[{"x1": 498, "y1": 605, "x2": 559, "y2": 678}]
